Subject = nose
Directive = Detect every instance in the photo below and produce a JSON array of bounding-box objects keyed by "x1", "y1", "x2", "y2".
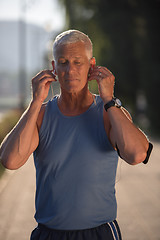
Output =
[{"x1": 66, "y1": 62, "x2": 75, "y2": 75}]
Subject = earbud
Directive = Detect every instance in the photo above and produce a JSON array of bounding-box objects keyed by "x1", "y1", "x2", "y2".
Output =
[{"x1": 53, "y1": 69, "x2": 58, "y2": 81}]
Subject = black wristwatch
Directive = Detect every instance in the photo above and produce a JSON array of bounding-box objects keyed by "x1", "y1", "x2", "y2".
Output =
[{"x1": 104, "y1": 97, "x2": 122, "y2": 111}]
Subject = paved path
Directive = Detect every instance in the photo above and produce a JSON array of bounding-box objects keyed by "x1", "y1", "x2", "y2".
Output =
[
  {"x1": 0, "y1": 157, "x2": 37, "y2": 240},
  {"x1": 116, "y1": 141, "x2": 160, "y2": 240},
  {"x1": 0, "y1": 141, "x2": 159, "y2": 240}
]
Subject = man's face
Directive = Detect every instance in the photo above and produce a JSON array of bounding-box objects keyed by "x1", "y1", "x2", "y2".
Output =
[{"x1": 54, "y1": 41, "x2": 91, "y2": 93}]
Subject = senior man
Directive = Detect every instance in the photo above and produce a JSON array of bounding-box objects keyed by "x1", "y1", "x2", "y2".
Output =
[{"x1": 0, "y1": 30, "x2": 152, "y2": 240}]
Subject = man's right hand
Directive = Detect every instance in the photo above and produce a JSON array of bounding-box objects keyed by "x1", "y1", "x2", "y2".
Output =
[
  {"x1": 0, "y1": 70, "x2": 57, "y2": 170},
  {"x1": 32, "y1": 70, "x2": 57, "y2": 104}
]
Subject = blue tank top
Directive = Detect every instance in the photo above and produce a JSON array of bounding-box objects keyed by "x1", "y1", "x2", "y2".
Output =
[{"x1": 33, "y1": 95, "x2": 118, "y2": 230}]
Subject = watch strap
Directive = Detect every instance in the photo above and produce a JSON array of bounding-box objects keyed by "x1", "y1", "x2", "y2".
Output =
[{"x1": 104, "y1": 99, "x2": 116, "y2": 111}]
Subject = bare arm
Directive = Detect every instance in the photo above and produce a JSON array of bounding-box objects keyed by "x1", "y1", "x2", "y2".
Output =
[
  {"x1": 88, "y1": 65, "x2": 150, "y2": 165},
  {"x1": 0, "y1": 70, "x2": 56, "y2": 170},
  {"x1": 0, "y1": 102, "x2": 41, "y2": 169},
  {"x1": 107, "y1": 107, "x2": 149, "y2": 165}
]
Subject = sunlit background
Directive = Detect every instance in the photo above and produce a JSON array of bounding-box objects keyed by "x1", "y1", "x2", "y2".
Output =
[
  {"x1": 0, "y1": 0, "x2": 160, "y2": 141},
  {"x1": 0, "y1": 0, "x2": 65, "y2": 109}
]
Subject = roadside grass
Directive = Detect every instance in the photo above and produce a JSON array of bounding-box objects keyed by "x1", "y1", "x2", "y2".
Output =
[{"x1": 0, "y1": 110, "x2": 22, "y2": 178}]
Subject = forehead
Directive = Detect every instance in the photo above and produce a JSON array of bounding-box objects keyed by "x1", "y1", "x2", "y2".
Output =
[{"x1": 55, "y1": 41, "x2": 88, "y2": 60}]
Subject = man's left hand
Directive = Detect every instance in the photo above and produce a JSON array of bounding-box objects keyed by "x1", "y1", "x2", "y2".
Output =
[{"x1": 88, "y1": 66, "x2": 115, "y2": 104}]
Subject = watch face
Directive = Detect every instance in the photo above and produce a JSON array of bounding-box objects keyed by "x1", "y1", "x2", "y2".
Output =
[{"x1": 115, "y1": 98, "x2": 122, "y2": 107}]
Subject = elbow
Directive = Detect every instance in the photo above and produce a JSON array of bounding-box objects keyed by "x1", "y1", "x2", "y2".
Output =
[
  {"x1": 5, "y1": 162, "x2": 20, "y2": 170},
  {"x1": 0, "y1": 148, "x2": 17, "y2": 170},
  {"x1": 1, "y1": 158, "x2": 16, "y2": 170},
  {"x1": 129, "y1": 151, "x2": 147, "y2": 165},
  {"x1": 0, "y1": 155, "x2": 22, "y2": 170}
]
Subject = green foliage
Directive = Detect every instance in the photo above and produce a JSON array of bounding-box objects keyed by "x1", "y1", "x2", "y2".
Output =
[{"x1": 59, "y1": 0, "x2": 160, "y2": 136}]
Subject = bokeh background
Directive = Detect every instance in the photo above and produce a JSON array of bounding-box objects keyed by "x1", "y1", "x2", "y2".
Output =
[
  {"x1": 0, "y1": 0, "x2": 160, "y2": 142},
  {"x1": 0, "y1": 0, "x2": 160, "y2": 239}
]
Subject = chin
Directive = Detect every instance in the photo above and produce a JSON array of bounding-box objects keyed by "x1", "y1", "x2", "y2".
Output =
[{"x1": 64, "y1": 83, "x2": 86, "y2": 93}]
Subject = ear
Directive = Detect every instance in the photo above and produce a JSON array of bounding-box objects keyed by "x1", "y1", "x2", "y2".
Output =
[
  {"x1": 90, "y1": 57, "x2": 96, "y2": 67},
  {"x1": 51, "y1": 60, "x2": 57, "y2": 74}
]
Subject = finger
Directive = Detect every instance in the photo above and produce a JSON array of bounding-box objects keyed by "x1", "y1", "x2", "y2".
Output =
[
  {"x1": 49, "y1": 69, "x2": 57, "y2": 76},
  {"x1": 93, "y1": 67, "x2": 112, "y2": 76},
  {"x1": 93, "y1": 70, "x2": 115, "y2": 82},
  {"x1": 88, "y1": 74, "x2": 102, "y2": 82},
  {"x1": 88, "y1": 65, "x2": 115, "y2": 82},
  {"x1": 88, "y1": 71, "x2": 105, "y2": 81},
  {"x1": 88, "y1": 72, "x2": 114, "y2": 83},
  {"x1": 88, "y1": 69, "x2": 105, "y2": 79},
  {"x1": 34, "y1": 70, "x2": 56, "y2": 80},
  {"x1": 97, "y1": 66, "x2": 112, "y2": 72},
  {"x1": 39, "y1": 76, "x2": 57, "y2": 84},
  {"x1": 41, "y1": 71, "x2": 56, "y2": 80},
  {"x1": 92, "y1": 65, "x2": 113, "y2": 75},
  {"x1": 34, "y1": 73, "x2": 57, "y2": 84}
]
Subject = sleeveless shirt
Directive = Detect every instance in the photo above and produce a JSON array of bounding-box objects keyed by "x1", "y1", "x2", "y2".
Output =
[{"x1": 33, "y1": 95, "x2": 118, "y2": 230}]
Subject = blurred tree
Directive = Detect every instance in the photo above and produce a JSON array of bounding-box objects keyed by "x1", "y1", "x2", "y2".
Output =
[
  {"x1": 59, "y1": 0, "x2": 160, "y2": 136},
  {"x1": 141, "y1": 1, "x2": 160, "y2": 136}
]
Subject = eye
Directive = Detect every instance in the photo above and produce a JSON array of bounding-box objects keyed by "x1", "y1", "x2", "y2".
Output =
[
  {"x1": 75, "y1": 61, "x2": 81, "y2": 65},
  {"x1": 60, "y1": 61, "x2": 67, "y2": 65},
  {"x1": 58, "y1": 59, "x2": 67, "y2": 65}
]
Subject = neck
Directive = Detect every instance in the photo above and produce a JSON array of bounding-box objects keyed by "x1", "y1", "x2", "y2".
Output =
[{"x1": 58, "y1": 86, "x2": 94, "y2": 116}]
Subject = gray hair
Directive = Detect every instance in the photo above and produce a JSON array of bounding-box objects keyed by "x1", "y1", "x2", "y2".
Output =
[{"x1": 53, "y1": 30, "x2": 93, "y2": 60}]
